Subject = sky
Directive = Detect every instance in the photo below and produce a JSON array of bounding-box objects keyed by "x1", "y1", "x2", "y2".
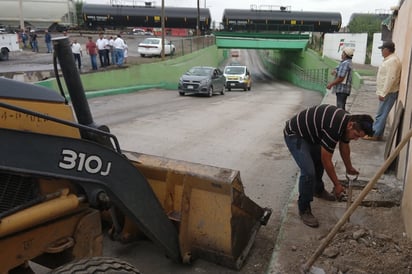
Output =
[{"x1": 85, "y1": 0, "x2": 400, "y2": 27}]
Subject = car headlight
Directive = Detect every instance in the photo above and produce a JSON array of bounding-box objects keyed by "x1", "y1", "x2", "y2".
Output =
[{"x1": 200, "y1": 78, "x2": 210, "y2": 85}]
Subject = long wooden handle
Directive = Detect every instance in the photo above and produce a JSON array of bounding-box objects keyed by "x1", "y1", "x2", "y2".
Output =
[{"x1": 302, "y1": 127, "x2": 412, "y2": 273}]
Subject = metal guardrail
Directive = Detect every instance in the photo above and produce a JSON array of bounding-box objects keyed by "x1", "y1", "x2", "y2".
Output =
[{"x1": 170, "y1": 35, "x2": 216, "y2": 57}]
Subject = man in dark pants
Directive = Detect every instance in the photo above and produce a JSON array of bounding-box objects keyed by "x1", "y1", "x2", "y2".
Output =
[
  {"x1": 284, "y1": 104, "x2": 374, "y2": 227},
  {"x1": 327, "y1": 47, "x2": 354, "y2": 110},
  {"x1": 96, "y1": 33, "x2": 109, "y2": 67}
]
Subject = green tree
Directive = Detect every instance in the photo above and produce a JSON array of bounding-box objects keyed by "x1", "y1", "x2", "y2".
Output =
[
  {"x1": 347, "y1": 14, "x2": 382, "y2": 37},
  {"x1": 75, "y1": 0, "x2": 84, "y2": 27},
  {"x1": 348, "y1": 14, "x2": 386, "y2": 64}
]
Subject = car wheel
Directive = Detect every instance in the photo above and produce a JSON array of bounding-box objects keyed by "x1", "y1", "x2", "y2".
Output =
[
  {"x1": 208, "y1": 86, "x2": 213, "y2": 97},
  {"x1": 140, "y1": 54, "x2": 145, "y2": 57},
  {"x1": 228, "y1": 87, "x2": 231, "y2": 91},
  {"x1": 248, "y1": 86, "x2": 251, "y2": 91},
  {"x1": 221, "y1": 86, "x2": 225, "y2": 95},
  {"x1": 0, "y1": 49, "x2": 9, "y2": 61},
  {"x1": 179, "y1": 92, "x2": 185, "y2": 96}
]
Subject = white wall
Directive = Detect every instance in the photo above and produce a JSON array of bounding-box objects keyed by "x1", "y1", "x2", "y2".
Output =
[
  {"x1": 323, "y1": 33, "x2": 368, "y2": 64},
  {"x1": 371, "y1": 33, "x2": 385, "y2": 67}
]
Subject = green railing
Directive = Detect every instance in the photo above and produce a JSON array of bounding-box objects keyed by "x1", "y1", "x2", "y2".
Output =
[{"x1": 213, "y1": 31, "x2": 310, "y2": 40}]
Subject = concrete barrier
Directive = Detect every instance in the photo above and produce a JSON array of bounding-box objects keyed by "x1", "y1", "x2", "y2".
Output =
[{"x1": 36, "y1": 46, "x2": 224, "y2": 96}]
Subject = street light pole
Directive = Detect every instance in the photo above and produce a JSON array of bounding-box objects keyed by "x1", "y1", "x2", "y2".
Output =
[
  {"x1": 197, "y1": 0, "x2": 200, "y2": 36},
  {"x1": 19, "y1": 0, "x2": 25, "y2": 31},
  {"x1": 161, "y1": 0, "x2": 165, "y2": 59}
]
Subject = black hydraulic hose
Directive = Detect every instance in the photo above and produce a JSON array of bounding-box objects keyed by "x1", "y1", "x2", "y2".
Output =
[
  {"x1": 52, "y1": 37, "x2": 115, "y2": 150},
  {"x1": 52, "y1": 36, "x2": 94, "y2": 128},
  {"x1": 53, "y1": 50, "x2": 68, "y2": 104}
]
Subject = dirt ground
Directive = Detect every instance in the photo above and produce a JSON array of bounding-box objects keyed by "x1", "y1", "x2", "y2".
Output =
[{"x1": 275, "y1": 198, "x2": 412, "y2": 274}]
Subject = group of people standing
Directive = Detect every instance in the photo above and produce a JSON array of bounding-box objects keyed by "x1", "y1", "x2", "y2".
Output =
[
  {"x1": 327, "y1": 41, "x2": 402, "y2": 141},
  {"x1": 19, "y1": 29, "x2": 52, "y2": 53},
  {"x1": 93, "y1": 33, "x2": 128, "y2": 69},
  {"x1": 72, "y1": 33, "x2": 128, "y2": 70},
  {"x1": 71, "y1": 33, "x2": 128, "y2": 72},
  {"x1": 19, "y1": 30, "x2": 129, "y2": 72},
  {"x1": 285, "y1": 40, "x2": 402, "y2": 228}
]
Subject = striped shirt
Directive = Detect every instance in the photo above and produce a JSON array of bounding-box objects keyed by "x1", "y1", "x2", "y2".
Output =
[{"x1": 284, "y1": 104, "x2": 350, "y2": 153}]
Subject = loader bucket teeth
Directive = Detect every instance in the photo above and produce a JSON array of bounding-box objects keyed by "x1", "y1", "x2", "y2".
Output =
[{"x1": 124, "y1": 151, "x2": 272, "y2": 270}]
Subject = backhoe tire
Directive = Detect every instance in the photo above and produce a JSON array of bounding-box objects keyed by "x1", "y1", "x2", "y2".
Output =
[{"x1": 49, "y1": 257, "x2": 140, "y2": 274}]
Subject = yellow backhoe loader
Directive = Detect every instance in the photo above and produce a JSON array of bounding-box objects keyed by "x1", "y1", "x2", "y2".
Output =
[{"x1": 0, "y1": 37, "x2": 271, "y2": 273}]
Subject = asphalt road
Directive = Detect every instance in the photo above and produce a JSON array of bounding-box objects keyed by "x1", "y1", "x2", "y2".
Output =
[
  {"x1": 87, "y1": 77, "x2": 322, "y2": 273},
  {"x1": 15, "y1": 47, "x2": 323, "y2": 273}
]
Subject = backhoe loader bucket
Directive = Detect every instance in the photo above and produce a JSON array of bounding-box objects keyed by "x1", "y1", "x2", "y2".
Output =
[{"x1": 125, "y1": 151, "x2": 272, "y2": 269}]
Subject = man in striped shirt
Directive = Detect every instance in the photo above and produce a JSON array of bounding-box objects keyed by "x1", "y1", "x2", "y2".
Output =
[{"x1": 284, "y1": 104, "x2": 374, "y2": 227}]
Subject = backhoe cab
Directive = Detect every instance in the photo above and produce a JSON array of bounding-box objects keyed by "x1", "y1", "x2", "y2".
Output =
[{"x1": 0, "y1": 37, "x2": 271, "y2": 273}]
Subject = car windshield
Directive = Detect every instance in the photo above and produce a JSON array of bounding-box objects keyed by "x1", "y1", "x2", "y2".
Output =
[
  {"x1": 224, "y1": 66, "x2": 246, "y2": 75},
  {"x1": 186, "y1": 67, "x2": 213, "y2": 76},
  {"x1": 141, "y1": 38, "x2": 160, "y2": 45}
]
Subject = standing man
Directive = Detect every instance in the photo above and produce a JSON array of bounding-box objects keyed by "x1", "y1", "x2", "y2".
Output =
[
  {"x1": 327, "y1": 47, "x2": 354, "y2": 110},
  {"x1": 86, "y1": 36, "x2": 98, "y2": 71},
  {"x1": 364, "y1": 41, "x2": 402, "y2": 141},
  {"x1": 284, "y1": 104, "x2": 374, "y2": 227},
  {"x1": 21, "y1": 30, "x2": 28, "y2": 48},
  {"x1": 109, "y1": 36, "x2": 115, "y2": 65},
  {"x1": 30, "y1": 30, "x2": 39, "y2": 52},
  {"x1": 113, "y1": 34, "x2": 126, "y2": 66},
  {"x1": 71, "y1": 39, "x2": 82, "y2": 70},
  {"x1": 96, "y1": 33, "x2": 109, "y2": 67},
  {"x1": 44, "y1": 30, "x2": 52, "y2": 53},
  {"x1": 123, "y1": 40, "x2": 128, "y2": 64}
]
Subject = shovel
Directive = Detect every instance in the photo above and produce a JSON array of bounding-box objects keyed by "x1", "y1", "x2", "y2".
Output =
[{"x1": 345, "y1": 173, "x2": 358, "y2": 222}]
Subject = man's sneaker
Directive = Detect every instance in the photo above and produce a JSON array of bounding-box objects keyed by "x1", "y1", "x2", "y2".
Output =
[
  {"x1": 299, "y1": 209, "x2": 319, "y2": 228},
  {"x1": 314, "y1": 190, "x2": 336, "y2": 201}
]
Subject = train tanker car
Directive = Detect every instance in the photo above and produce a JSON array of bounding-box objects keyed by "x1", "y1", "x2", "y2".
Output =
[
  {"x1": 222, "y1": 8, "x2": 341, "y2": 33},
  {"x1": 82, "y1": 4, "x2": 211, "y2": 31}
]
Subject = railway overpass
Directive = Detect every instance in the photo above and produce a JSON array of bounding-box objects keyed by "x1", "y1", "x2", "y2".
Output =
[{"x1": 213, "y1": 32, "x2": 310, "y2": 50}]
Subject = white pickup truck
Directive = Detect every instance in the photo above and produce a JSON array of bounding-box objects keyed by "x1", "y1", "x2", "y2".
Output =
[{"x1": 0, "y1": 33, "x2": 20, "y2": 61}]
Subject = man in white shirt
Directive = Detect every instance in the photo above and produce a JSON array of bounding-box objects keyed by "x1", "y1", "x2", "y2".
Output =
[
  {"x1": 71, "y1": 39, "x2": 82, "y2": 70},
  {"x1": 113, "y1": 34, "x2": 126, "y2": 66},
  {"x1": 364, "y1": 41, "x2": 402, "y2": 141},
  {"x1": 96, "y1": 33, "x2": 109, "y2": 67}
]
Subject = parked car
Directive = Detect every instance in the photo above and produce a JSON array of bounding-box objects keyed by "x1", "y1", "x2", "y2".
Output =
[
  {"x1": 132, "y1": 28, "x2": 153, "y2": 36},
  {"x1": 178, "y1": 66, "x2": 226, "y2": 97},
  {"x1": 223, "y1": 65, "x2": 252, "y2": 91},
  {"x1": 137, "y1": 37, "x2": 175, "y2": 57}
]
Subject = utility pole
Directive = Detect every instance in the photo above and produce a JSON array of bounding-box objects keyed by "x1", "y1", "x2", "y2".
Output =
[
  {"x1": 197, "y1": 0, "x2": 200, "y2": 36},
  {"x1": 19, "y1": 0, "x2": 25, "y2": 31},
  {"x1": 161, "y1": 0, "x2": 165, "y2": 60}
]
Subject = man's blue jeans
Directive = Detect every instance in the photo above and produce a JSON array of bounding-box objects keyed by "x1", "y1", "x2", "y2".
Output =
[
  {"x1": 284, "y1": 133, "x2": 325, "y2": 213},
  {"x1": 90, "y1": 54, "x2": 97, "y2": 70},
  {"x1": 115, "y1": 48, "x2": 124, "y2": 66},
  {"x1": 373, "y1": 92, "x2": 398, "y2": 137},
  {"x1": 336, "y1": 93, "x2": 348, "y2": 110}
]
